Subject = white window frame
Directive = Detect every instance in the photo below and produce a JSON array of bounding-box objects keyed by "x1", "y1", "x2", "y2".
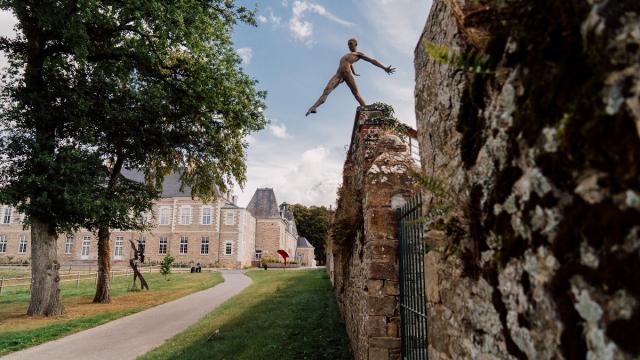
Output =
[
  {"x1": 255, "y1": 250, "x2": 262, "y2": 260},
  {"x1": 224, "y1": 211, "x2": 235, "y2": 225},
  {"x1": 81, "y1": 236, "x2": 91, "y2": 258},
  {"x1": 180, "y1": 206, "x2": 192, "y2": 225},
  {"x1": 114, "y1": 236, "x2": 124, "y2": 258},
  {"x1": 200, "y1": 236, "x2": 210, "y2": 255},
  {"x1": 179, "y1": 236, "x2": 188, "y2": 255},
  {"x1": 159, "y1": 236, "x2": 168, "y2": 254},
  {"x1": 2, "y1": 208, "x2": 11, "y2": 224},
  {"x1": 201, "y1": 207, "x2": 212, "y2": 225},
  {"x1": 159, "y1": 207, "x2": 171, "y2": 225},
  {"x1": 64, "y1": 236, "x2": 74, "y2": 254},
  {"x1": 0, "y1": 235, "x2": 6, "y2": 253},
  {"x1": 18, "y1": 235, "x2": 27, "y2": 254},
  {"x1": 224, "y1": 241, "x2": 233, "y2": 256}
]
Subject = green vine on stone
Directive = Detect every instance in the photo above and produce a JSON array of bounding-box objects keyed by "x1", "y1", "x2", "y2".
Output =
[
  {"x1": 368, "y1": 102, "x2": 409, "y2": 139},
  {"x1": 423, "y1": 39, "x2": 491, "y2": 74}
]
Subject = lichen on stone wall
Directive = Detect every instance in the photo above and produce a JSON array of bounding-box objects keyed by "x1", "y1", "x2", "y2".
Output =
[{"x1": 415, "y1": 0, "x2": 640, "y2": 359}]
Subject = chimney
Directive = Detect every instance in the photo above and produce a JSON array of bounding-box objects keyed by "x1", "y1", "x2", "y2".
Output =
[
  {"x1": 232, "y1": 195, "x2": 238, "y2": 205},
  {"x1": 279, "y1": 202, "x2": 289, "y2": 217}
]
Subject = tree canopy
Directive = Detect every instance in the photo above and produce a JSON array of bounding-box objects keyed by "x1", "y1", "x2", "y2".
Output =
[{"x1": 290, "y1": 204, "x2": 332, "y2": 264}]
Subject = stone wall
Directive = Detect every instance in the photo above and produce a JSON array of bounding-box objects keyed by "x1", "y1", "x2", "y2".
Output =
[
  {"x1": 328, "y1": 105, "x2": 418, "y2": 360},
  {"x1": 255, "y1": 219, "x2": 283, "y2": 258},
  {"x1": 415, "y1": 1, "x2": 640, "y2": 359}
]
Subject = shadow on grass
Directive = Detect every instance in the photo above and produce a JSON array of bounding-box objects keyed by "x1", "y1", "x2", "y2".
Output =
[{"x1": 140, "y1": 269, "x2": 352, "y2": 360}]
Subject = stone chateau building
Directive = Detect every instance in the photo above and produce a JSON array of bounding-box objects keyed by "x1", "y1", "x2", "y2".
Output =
[{"x1": 0, "y1": 174, "x2": 314, "y2": 269}]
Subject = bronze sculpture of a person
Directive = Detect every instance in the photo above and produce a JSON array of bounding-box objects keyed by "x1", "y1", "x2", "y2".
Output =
[{"x1": 306, "y1": 38, "x2": 395, "y2": 116}]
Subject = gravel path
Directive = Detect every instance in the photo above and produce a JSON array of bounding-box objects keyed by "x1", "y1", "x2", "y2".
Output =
[{"x1": 2, "y1": 270, "x2": 251, "y2": 360}]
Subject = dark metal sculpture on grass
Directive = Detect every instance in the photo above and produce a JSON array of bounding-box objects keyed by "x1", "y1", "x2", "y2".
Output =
[{"x1": 129, "y1": 239, "x2": 149, "y2": 291}]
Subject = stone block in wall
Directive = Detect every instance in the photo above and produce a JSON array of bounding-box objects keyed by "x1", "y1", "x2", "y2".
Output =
[
  {"x1": 370, "y1": 337, "x2": 402, "y2": 349},
  {"x1": 368, "y1": 296, "x2": 397, "y2": 317},
  {"x1": 424, "y1": 251, "x2": 441, "y2": 303},
  {"x1": 366, "y1": 242, "x2": 397, "y2": 263},
  {"x1": 367, "y1": 279, "x2": 385, "y2": 296},
  {"x1": 369, "y1": 347, "x2": 389, "y2": 360},
  {"x1": 364, "y1": 207, "x2": 396, "y2": 238},
  {"x1": 387, "y1": 317, "x2": 400, "y2": 337},
  {"x1": 369, "y1": 262, "x2": 398, "y2": 280},
  {"x1": 367, "y1": 315, "x2": 388, "y2": 337},
  {"x1": 384, "y1": 280, "x2": 399, "y2": 296}
]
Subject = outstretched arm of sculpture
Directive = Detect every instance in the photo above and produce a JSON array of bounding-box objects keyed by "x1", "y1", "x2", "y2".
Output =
[
  {"x1": 358, "y1": 53, "x2": 395, "y2": 74},
  {"x1": 350, "y1": 64, "x2": 360, "y2": 76}
]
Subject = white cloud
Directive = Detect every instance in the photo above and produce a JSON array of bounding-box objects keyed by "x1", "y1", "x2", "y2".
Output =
[
  {"x1": 358, "y1": 0, "x2": 430, "y2": 57},
  {"x1": 236, "y1": 47, "x2": 253, "y2": 65},
  {"x1": 268, "y1": 122, "x2": 290, "y2": 139},
  {"x1": 236, "y1": 144, "x2": 343, "y2": 207},
  {"x1": 270, "y1": 13, "x2": 282, "y2": 26},
  {"x1": 288, "y1": 1, "x2": 353, "y2": 46},
  {"x1": 289, "y1": 17, "x2": 314, "y2": 44},
  {"x1": 257, "y1": 15, "x2": 268, "y2": 24}
]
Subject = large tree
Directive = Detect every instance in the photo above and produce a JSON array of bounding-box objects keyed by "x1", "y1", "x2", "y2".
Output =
[
  {"x1": 290, "y1": 204, "x2": 332, "y2": 264},
  {"x1": 0, "y1": 0, "x2": 265, "y2": 313},
  {"x1": 82, "y1": 1, "x2": 265, "y2": 303}
]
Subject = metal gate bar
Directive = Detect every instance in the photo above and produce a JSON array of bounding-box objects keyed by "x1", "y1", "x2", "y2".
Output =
[{"x1": 397, "y1": 193, "x2": 428, "y2": 360}]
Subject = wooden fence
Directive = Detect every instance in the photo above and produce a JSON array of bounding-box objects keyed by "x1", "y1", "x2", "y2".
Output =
[{"x1": 0, "y1": 266, "x2": 206, "y2": 296}]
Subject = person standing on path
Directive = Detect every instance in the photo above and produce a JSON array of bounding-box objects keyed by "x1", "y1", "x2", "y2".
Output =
[{"x1": 306, "y1": 38, "x2": 396, "y2": 116}]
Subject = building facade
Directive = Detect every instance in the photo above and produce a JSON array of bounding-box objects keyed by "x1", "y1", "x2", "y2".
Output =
[
  {"x1": 246, "y1": 189, "x2": 300, "y2": 261},
  {"x1": 0, "y1": 180, "x2": 313, "y2": 269},
  {"x1": 295, "y1": 236, "x2": 315, "y2": 266}
]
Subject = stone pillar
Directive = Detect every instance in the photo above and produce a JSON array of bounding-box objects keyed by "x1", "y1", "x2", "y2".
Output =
[{"x1": 329, "y1": 105, "x2": 417, "y2": 360}]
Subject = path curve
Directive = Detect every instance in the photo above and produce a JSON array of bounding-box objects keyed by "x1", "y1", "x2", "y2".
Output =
[{"x1": 2, "y1": 270, "x2": 251, "y2": 360}]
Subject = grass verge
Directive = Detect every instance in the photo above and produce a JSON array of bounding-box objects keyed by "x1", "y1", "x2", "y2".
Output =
[
  {"x1": 0, "y1": 271, "x2": 223, "y2": 356},
  {"x1": 139, "y1": 269, "x2": 351, "y2": 360}
]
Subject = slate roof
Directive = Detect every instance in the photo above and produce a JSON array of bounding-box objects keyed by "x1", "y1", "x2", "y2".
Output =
[
  {"x1": 297, "y1": 236, "x2": 314, "y2": 248},
  {"x1": 221, "y1": 203, "x2": 240, "y2": 209},
  {"x1": 121, "y1": 169, "x2": 222, "y2": 199},
  {"x1": 246, "y1": 188, "x2": 280, "y2": 218}
]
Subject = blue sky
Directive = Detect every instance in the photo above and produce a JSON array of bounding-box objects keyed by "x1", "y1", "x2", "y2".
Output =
[
  {"x1": 232, "y1": 0, "x2": 431, "y2": 206},
  {"x1": 0, "y1": 0, "x2": 432, "y2": 207}
]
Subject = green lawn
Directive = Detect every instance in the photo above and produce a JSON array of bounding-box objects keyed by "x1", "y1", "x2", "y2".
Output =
[
  {"x1": 0, "y1": 271, "x2": 224, "y2": 356},
  {"x1": 139, "y1": 269, "x2": 352, "y2": 360}
]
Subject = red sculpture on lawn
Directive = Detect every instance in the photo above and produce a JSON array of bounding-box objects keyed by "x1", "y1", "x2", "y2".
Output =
[{"x1": 277, "y1": 249, "x2": 289, "y2": 267}]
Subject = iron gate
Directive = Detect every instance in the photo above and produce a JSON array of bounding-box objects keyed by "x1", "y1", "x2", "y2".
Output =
[{"x1": 397, "y1": 193, "x2": 428, "y2": 359}]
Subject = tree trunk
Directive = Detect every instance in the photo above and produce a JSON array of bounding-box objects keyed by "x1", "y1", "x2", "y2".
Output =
[
  {"x1": 93, "y1": 226, "x2": 111, "y2": 303},
  {"x1": 27, "y1": 218, "x2": 64, "y2": 316}
]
